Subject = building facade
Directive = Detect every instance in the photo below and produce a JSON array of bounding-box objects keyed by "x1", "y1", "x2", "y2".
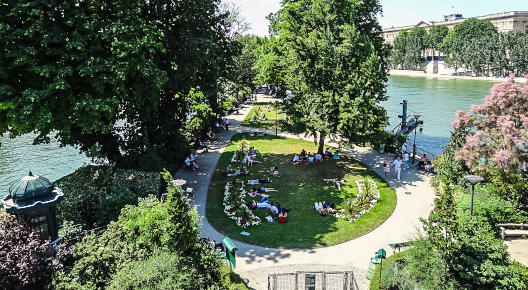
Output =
[{"x1": 382, "y1": 11, "x2": 528, "y2": 45}]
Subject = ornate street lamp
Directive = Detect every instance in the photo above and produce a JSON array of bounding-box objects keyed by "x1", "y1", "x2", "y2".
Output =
[{"x1": 464, "y1": 175, "x2": 484, "y2": 216}]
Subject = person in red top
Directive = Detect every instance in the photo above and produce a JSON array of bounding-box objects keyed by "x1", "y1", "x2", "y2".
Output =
[{"x1": 278, "y1": 211, "x2": 288, "y2": 223}]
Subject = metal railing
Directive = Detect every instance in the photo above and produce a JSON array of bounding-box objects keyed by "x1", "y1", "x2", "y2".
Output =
[{"x1": 268, "y1": 271, "x2": 358, "y2": 290}]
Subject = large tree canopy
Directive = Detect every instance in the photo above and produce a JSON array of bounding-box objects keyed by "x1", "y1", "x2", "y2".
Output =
[
  {"x1": 270, "y1": 0, "x2": 389, "y2": 153},
  {"x1": 0, "y1": 0, "x2": 238, "y2": 170}
]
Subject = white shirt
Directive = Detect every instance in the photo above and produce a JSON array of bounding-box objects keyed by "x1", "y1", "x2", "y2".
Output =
[
  {"x1": 401, "y1": 144, "x2": 407, "y2": 153},
  {"x1": 393, "y1": 159, "x2": 402, "y2": 169},
  {"x1": 403, "y1": 153, "x2": 409, "y2": 161},
  {"x1": 293, "y1": 154, "x2": 299, "y2": 162},
  {"x1": 184, "y1": 158, "x2": 191, "y2": 166},
  {"x1": 315, "y1": 154, "x2": 322, "y2": 160}
]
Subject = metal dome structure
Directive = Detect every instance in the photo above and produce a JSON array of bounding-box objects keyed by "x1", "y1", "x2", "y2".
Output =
[{"x1": 3, "y1": 171, "x2": 63, "y2": 242}]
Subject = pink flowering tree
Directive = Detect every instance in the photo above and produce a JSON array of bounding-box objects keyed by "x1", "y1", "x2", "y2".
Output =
[{"x1": 453, "y1": 76, "x2": 528, "y2": 173}]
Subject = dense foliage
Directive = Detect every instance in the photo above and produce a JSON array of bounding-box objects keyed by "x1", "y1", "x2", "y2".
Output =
[
  {"x1": 53, "y1": 171, "x2": 245, "y2": 289},
  {"x1": 267, "y1": 0, "x2": 389, "y2": 153},
  {"x1": 0, "y1": 209, "x2": 71, "y2": 289},
  {"x1": 0, "y1": 0, "x2": 239, "y2": 170},
  {"x1": 389, "y1": 18, "x2": 528, "y2": 77},
  {"x1": 55, "y1": 165, "x2": 160, "y2": 230}
]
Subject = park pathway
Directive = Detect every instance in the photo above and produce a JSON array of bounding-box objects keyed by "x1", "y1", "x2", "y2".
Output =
[{"x1": 174, "y1": 95, "x2": 436, "y2": 290}]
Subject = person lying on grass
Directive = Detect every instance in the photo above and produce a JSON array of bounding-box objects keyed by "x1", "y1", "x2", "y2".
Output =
[
  {"x1": 278, "y1": 211, "x2": 288, "y2": 223},
  {"x1": 247, "y1": 197, "x2": 271, "y2": 210},
  {"x1": 314, "y1": 201, "x2": 336, "y2": 216},
  {"x1": 226, "y1": 170, "x2": 249, "y2": 177},
  {"x1": 258, "y1": 187, "x2": 277, "y2": 193},
  {"x1": 248, "y1": 188, "x2": 270, "y2": 198},
  {"x1": 247, "y1": 179, "x2": 272, "y2": 185},
  {"x1": 322, "y1": 178, "x2": 347, "y2": 190}
]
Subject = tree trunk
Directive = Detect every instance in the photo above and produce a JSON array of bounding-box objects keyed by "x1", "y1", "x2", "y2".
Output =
[{"x1": 317, "y1": 133, "x2": 325, "y2": 155}]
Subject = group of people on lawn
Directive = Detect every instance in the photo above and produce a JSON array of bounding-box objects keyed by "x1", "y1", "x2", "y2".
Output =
[
  {"x1": 292, "y1": 148, "x2": 340, "y2": 165},
  {"x1": 383, "y1": 143, "x2": 432, "y2": 181}
]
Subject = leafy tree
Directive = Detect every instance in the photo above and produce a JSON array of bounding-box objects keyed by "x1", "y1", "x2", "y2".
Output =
[
  {"x1": 453, "y1": 77, "x2": 528, "y2": 176},
  {"x1": 404, "y1": 27, "x2": 426, "y2": 70},
  {"x1": 424, "y1": 25, "x2": 448, "y2": 58},
  {"x1": 440, "y1": 18, "x2": 498, "y2": 74},
  {"x1": 270, "y1": 0, "x2": 389, "y2": 153},
  {"x1": 503, "y1": 31, "x2": 528, "y2": 76},
  {"x1": 0, "y1": 210, "x2": 71, "y2": 289},
  {"x1": 391, "y1": 30, "x2": 408, "y2": 69},
  {"x1": 253, "y1": 37, "x2": 289, "y2": 97},
  {"x1": 0, "y1": 0, "x2": 237, "y2": 171}
]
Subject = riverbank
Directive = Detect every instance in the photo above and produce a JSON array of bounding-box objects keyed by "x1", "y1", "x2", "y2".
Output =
[{"x1": 390, "y1": 69, "x2": 527, "y2": 83}]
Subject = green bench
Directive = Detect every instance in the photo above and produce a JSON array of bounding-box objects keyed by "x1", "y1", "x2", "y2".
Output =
[{"x1": 218, "y1": 237, "x2": 238, "y2": 269}]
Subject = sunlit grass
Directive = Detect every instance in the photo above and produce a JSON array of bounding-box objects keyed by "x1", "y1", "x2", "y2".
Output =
[{"x1": 206, "y1": 133, "x2": 397, "y2": 248}]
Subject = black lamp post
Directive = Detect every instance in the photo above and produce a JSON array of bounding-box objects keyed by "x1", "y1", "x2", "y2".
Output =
[
  {"x1": 412, "y1": 114, "x2": 420, "y2": 164},
  {"x1": 464, "y1": 175, "x2": 484, "y2": 216}
]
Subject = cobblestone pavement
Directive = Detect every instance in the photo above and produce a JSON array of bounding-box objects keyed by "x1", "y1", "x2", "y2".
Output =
[{"x1": 174, "y1": 95, "x2": 436, "y2": 289}]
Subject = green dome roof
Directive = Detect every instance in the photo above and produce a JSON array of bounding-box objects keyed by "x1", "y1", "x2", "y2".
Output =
[{"x1": 8, "y1": 171, "x2": 54, "y2": 202}]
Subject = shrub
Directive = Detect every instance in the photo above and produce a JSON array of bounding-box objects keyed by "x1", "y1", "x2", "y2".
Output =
[
  {"x1": 108, "y1": 251, "x2": 195, "y2": 290},
  {"x1": 0, "y1": 209, "x2": 71, "y2": 289},
  {"x1": 55, "y1": 165, "x2": 160, "y2": 229},
  {"x1": 456, "y1": 184, "x2": 528, "y2": 229}
]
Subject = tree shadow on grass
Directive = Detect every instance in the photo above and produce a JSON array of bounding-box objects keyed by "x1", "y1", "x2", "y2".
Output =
[{"x1": 205, "y1": 133, "x2": 397, "y2": 249}]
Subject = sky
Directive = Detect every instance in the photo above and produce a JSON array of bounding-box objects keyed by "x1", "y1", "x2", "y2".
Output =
[{"x1": 229, "y1": 0, "x2": 527, "y2": 36}]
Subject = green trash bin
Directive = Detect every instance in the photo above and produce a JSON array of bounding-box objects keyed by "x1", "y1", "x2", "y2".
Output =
[{"x1": 222, "y1": 237, "x2": 238, "y2": 269}]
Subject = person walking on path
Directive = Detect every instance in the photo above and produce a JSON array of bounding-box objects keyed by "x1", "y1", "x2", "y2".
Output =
[
  {"x1": 393, "y1": 156, "x2": 403, "y2": 181},
  {"x1": 403, "y1": 152, "x2": 410, "y2": 170},
  {"x1": 223, "y1": 117, "x2": 229, "y2": 131},
  {"x1": 401, "y1": 143, "x2": 407, "y2": 155},
  {"x1": 383, "y1": 158, "x2": 391, "y2": 178}
]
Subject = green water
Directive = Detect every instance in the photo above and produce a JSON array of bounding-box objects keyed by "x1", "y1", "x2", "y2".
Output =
[
  {"x1": 384, "y1": 75, "x2": 496, "y2": 156},
  {"x1": 0, "y1": 75, "x2": 497, "y2": 191}
]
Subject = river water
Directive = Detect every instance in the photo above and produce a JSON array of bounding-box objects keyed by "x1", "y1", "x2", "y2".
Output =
[
  {"x1": 383, "y1": 75, "x2": 495, "y2": 156},
  {"x1": 0, "y1": 75, "x2": 496, "y2": 191}
]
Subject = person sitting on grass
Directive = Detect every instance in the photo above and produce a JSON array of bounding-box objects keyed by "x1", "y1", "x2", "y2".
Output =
[
  {"x1": 325, "y1": 148, "x2": 332, "y2": 158},
  {"x1": 248, "y1": 146, "x2": 257, "y2": 157},
  {"x1": 333, "y1": 151, "x2": 340, "y2": 160},
  {"x1": 278, "y1": 211, "x2": 288, "y2": 223},
  {"x1": 301, "y1": 155, "x2": 309, "y2": 165},
  {"x1": 322, "y1": 178, "x2": 346, "y2": 190},
  {"x1": 246, "y1": 155, "x2": 262, "y2": 167},
  {"x1": 315, "y1": 153, "x2": 322, "y2": 162},
  {"x1": 292, "y1": 153, "x2": 300, "y2": 164},
  {"x1": 300, "y1": 149, "x2": 306, "y2": 157},
  {"x1": 270, "y1": 166, "x2": 279, "y2": 178},
  {"x1": 308, "y1": 153, "x2": 315, "y2": 164}
]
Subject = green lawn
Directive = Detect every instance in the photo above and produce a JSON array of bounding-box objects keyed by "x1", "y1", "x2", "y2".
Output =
[
  {"x1": 241, "y1": 103, "x2": 285, "y2": 130},
  {"x1": 206, "y1": 133, "x2": 397, "y2": 248}
]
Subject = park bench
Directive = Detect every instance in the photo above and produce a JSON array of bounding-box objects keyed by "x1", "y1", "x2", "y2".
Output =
[
  {"x1": 497, "y1": 223, "x2": 528, "y2": 240},
  {"x1": 388, "y1": 241, "x2": 413, "y2": 253}
]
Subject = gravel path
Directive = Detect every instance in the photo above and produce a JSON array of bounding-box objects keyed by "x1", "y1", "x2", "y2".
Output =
[{"x1": 174, "y1": 95, "x2": 436, "y2": 289}]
